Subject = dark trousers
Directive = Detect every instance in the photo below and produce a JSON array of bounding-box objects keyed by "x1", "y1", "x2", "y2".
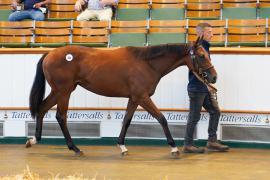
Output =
[{"x1": 184, "y1": 91, "x2": 221, "y2": 146}]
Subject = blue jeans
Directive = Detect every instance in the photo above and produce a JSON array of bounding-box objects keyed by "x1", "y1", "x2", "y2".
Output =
[
  {"x1": 9, "y1": 9, "x2": 45, "y2": 21},
  {"x1": 184, "y1": 91, "x2": 221, "y2": 146}
]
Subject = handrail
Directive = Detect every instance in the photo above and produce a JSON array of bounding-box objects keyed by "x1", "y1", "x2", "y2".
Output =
[{"x1": 1, "y1": 47, "x2": 270, "y2": 55}]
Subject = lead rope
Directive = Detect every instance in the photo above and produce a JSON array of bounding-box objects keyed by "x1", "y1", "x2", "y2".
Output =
[
  {"x1": 189, "y1": 48, "x2": 217, "y2": 93},
  {"x1": 192, "y1": 71, "x2": 218, "y2": 95}
]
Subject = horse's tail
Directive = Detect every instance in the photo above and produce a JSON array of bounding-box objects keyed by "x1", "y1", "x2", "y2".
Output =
[{"x1": 29, "y1": 53, "x2": 48, "y2": 119}]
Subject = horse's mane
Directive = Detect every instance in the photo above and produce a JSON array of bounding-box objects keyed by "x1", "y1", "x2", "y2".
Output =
[{"x1": 127, "y1": 43, "x2": 189, "y2": 61}]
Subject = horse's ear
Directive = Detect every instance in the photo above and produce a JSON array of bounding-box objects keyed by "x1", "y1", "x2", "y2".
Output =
[
  {"x1": 194, "y1": 36, "x2": 200, "y2": 46},
  {"x1": 199, "y1": 35, "x2": 204, "y2": 43}
]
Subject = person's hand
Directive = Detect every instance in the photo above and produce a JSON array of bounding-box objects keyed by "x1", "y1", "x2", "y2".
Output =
[
  {"x1": 33, "y1": 2, "x2": 43, "y2": 8},
  {"x1": 75, "y1": 0, "x2": 83, "y2": 12},
  {"x1": 10, "y1": 2, "x2": 18, "y2": 10}
]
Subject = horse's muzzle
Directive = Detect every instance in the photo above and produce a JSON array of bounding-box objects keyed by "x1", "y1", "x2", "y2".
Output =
[{"x1": 212, "y1": 76, "x2": 217, "y2": 84}]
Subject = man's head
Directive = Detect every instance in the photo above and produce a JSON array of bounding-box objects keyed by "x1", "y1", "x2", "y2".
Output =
[{"x1": 196, "y1": 23, "x2": 213, "y2": 42}]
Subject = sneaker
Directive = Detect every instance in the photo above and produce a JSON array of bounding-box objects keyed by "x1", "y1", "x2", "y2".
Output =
[
  {"x1": 183, "y1": 145, "x2": 205, "y2": 153},
  {"x1": 207, "y1": 141, "x2": 229, "y2": 152}
]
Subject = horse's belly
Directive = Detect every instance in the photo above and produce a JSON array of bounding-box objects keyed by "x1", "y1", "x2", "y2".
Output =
[{"x1": 79, "y1": 81, "x2": 130, "y2": 98}]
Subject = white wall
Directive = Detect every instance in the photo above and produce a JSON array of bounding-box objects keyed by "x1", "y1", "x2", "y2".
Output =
[
  {"x1": 1, "y1": 53, "x2": 270, "y2": 139},
  {"x1": 0, "y1": 54, "x2": 270, "y2": 111}
]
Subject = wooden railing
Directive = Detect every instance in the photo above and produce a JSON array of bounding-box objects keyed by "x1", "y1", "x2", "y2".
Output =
[{"x1": 1, "y1": 47, "x2": 270, "y2": 54}]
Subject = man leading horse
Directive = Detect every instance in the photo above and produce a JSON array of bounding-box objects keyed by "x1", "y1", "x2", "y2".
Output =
[{"x1": 183, "y1": 23, "x2": 229, "y2": 153}]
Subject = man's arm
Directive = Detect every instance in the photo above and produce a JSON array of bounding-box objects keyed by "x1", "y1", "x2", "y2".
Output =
[
  {"x1": 11, "y1": 0, "x2": 22, "y2": 10},
  {"x1": 34, "y1": 0, "x2": 51, "y2": 8},
  {"x1": 75, "y1": 0, "x2": 87, "y2": 12}
]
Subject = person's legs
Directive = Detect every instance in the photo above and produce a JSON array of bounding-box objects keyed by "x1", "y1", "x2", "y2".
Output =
[
  {"x1": 203, "y1": 93, "x2": 220, "y2": 139},
  {"x1": 29, "y1": 9, "x2": 45, "y2": 21},
  {"x1": 183, "y1": 92, "x2": 207, "y2": 153},
  {"x1": 9, "y1": 9, "x2": 44, "y2": 21},
  {"x1": 8, "y1": 10, "x2": 31, "y2": 21},
  {"x1": 203, "y1": 93, "x2": 229, "y2": 151},
  {"x1": 77, "y1": 9, "x2": 96, "y2": 21},
  {"x1": 97, "y1": 8, "x2": 113, "y2": 21}
]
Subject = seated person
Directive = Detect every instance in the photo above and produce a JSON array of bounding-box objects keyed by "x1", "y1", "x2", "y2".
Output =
[
  {"x1": 9, "y1": 0, "x2": 50, "y2": 21},
  {"x1": 75, "y1": 0, "x2": 118, "y2": 21}
]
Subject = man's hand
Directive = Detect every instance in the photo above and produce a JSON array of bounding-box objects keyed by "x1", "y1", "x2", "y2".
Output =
[
  {"x1": 33, "y1": 2, "x2": 43, "y2": 8},
  {"x1": 75, "y1": 0, "x2": 85, "y2": 12},
  {"x1": 11, "y1": 1, "x2": 18, "y2": 10}
]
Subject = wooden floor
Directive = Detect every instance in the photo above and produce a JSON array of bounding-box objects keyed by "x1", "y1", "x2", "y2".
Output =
[{"x1": 0, "y1": 144, "x2": 270, "y2": 179}]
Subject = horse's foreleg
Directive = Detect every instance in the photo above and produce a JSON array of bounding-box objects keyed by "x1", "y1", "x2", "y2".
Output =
[
  {"x1": 26, "y1": 92, "x2": 57, "y2": 148},
  {"x1": 139, "y1": 96, "x2": 179, "y2": 157},
  {"x1": 56, "y1": 93, "x2": 83, "y2": 156},
  {"x1": 117, "y1": 99, "x2": 138, "y2": 155}
]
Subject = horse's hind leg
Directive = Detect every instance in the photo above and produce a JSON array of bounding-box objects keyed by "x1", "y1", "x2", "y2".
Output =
[
  {"x1": 139, "y1": 96, "x2": 179, "y2": 156},
  {"x1": 26, "y1": 91, "x2": 57, "y2": 148},
  {"x1": 117, "y1": 99, "x2": 138, "y2": 155},
  {"x1": 56, "y1": 93, "x2": 83, "y2": 156}
]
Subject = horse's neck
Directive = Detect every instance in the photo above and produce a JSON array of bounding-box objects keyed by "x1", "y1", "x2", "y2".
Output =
[{"x1": 149, "y1": 55, "x2": 187, "y2": 77}]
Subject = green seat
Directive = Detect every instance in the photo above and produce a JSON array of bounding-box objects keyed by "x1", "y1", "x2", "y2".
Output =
[
  {"x1": 110, "y1": 33, "x2": 146, "y2": 47},
  {"x1": 148, "y1": 34, "x2": 185, "y2": 45},
  {"x1": 226, "y1": 42, "x2": 266, "y2": 47},
  {"x1": 116, "y1": 8, "x2": 149, "y2": 20},
  {"x1": 0, "y1": 42, "x2": 30, "y2": 48},
  {"x1": 31, "y1": 42, "x2": 67, "y2": 47},
  {"x1": 71, "y1": 21, "x2": 109, "y2": 47},
  {"x1": 47, "y1": 18, "x2": 75, "y2": 21},
  {"x1": 148, "y1": 20, "x2": 186, "y2": 45},
  {"x1": 210, "y1": 42, "x2": 225, "y2": 47},
  {"x1": 259, "y1": 7, "x2": 270, "y2": 18},
  {"x1": 0, "y1": 10, "x2": 12, "y2": 21},
  {"x1": 227, "y1": 19, "x2": 266, "y2": 47},
  {"x1": 110, "y1": 20, "x2": 147, "y2": 46},
  {"x1": 151, "y1": 8, "x2": 184, "y2": 20},
  {"x1": 71, "y1": 43, "x2": 107, "y2": 47},
  {"x1": 222, "y1": 8, "x2": 257, "y2": 19},
  {"x1": 0, "y1": 22, "x2": 33, "y2": 47}
]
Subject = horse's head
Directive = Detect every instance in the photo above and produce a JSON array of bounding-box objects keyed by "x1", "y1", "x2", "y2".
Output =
[{"x1": 187, "y1": 36, "x2": 217, "y2": 84}]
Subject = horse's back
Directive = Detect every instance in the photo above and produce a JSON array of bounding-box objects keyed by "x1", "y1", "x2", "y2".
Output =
[{"x1": 42, "y1": 45, "x2": 158, "y2": 97}]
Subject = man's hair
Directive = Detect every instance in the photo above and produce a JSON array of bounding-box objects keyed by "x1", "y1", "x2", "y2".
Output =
[{"x1": 196, "y1": 23, "x2": 212, "y2": 36}]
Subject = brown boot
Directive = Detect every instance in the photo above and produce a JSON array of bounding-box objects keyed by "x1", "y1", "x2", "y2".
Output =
[
  {"x1": 207, "y1": 140, "x2": 229, "y2": 152},
  {"x1": 183, "y1": 145, "x2": 205, "y2": 153}
]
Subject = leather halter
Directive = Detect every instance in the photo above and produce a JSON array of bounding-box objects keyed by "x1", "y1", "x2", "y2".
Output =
[
  {"x1": 190, "y1": 46, "x2": 214, "y2": 74},
  {"x1": 189, "y1": 46, "x2": 217, "y2": 93}
]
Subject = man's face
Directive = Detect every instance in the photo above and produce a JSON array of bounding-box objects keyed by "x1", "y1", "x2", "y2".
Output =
[{"x1": 202, "y1": 27, "x2": 213, "y2": 42}]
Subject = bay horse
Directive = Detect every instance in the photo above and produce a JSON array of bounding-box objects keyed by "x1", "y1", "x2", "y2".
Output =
[{"x1": 26, "y1": 37, "x2": 217, "y2": 157}]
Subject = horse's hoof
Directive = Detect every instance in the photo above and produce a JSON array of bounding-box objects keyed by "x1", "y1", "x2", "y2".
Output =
[
  {"x1": 75, "y1": 151, "x2": 84, "y2": 157},
  {"x1": 121, "y1": 151, "x2": 128, "y2": 156},
  {"x1": 25, "y1": 140, "x2": 32, "y2": 148},
  {"x1": 171, "y1": 151, "x2": 180, "y2": 157}
]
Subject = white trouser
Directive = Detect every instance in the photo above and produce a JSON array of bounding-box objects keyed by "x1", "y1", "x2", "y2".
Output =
[{"x1": 77, "y1": 8, "x2": 112, "y2": 21}]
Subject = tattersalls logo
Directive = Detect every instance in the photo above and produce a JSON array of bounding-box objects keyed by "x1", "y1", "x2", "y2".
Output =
[
  {"x1": 0, "y1": 110, "x2": 269, "y2": 126},
  {"x1": 0, "y1": 110, "x2": 103, "y2": 121},
  {"x1": 67, "y1": 111, "x2": 103, "y2": 120},
  {"x1": 11, "y1": 111, "x2": 51, "y2": 119},
  {"x1": 219, "y1": 114, "x2": 263, "y2": 124}
]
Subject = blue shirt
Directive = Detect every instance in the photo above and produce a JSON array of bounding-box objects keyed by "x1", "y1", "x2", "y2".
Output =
[
  {"x1": 22, "y1": 0, "x2": 43, "y2": 10},
  {"x1": 86, "y1": 0, "x2": 119, "y2": 10},
  {"x1": 187, "y1": 40, "x2": 211, "y2": 93}
]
